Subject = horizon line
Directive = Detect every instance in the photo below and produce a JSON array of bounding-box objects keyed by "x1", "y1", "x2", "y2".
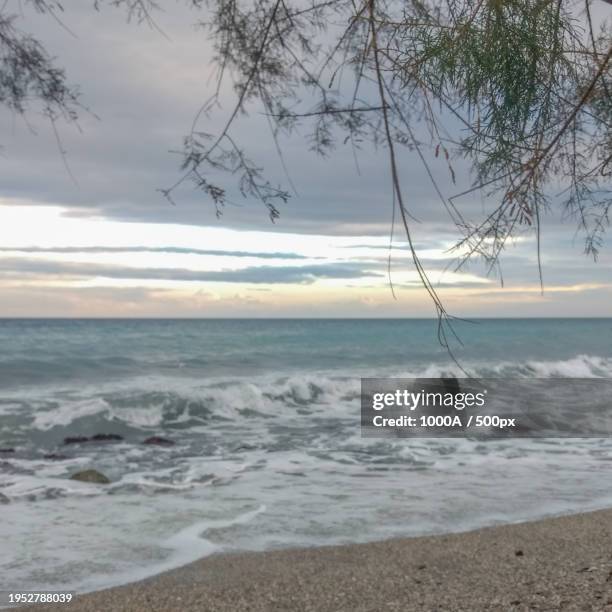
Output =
[{"x1": 0, "y1": 316, "x2": 610, "y2": 321}]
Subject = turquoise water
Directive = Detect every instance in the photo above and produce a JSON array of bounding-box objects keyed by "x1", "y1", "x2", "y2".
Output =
[
  {"x1": 1, "y1": 318, "x2": 612, "y2": 595},
  {"x1": 1, "y1": 318, "x2": 611, "y2": 386}
]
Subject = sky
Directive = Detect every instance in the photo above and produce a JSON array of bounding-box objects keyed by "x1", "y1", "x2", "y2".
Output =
[{"x1": 0, "y1": 1, "x2": 610, "y2": 318}]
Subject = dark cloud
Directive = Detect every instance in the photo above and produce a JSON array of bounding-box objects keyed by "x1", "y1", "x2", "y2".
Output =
[
  {"x1": 0, "y1": 258, "x2": 380, "y2": 284},
  {"x1": 0, "y1": 246, "x2": 312, "y2": 259},
  {"x1": 0, "y1": 2, "x2": 527, "y2": 236}
]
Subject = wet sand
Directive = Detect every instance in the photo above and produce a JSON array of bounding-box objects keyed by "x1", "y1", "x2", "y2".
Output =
[{"x1": 25, "y1": 508, "x2": 612, "y2": 611}]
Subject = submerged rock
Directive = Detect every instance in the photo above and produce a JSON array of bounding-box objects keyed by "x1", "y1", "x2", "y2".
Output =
[
  {"x1": 143, "y1": 436, "x2": 175, "y2": 446},
  {"x1": 64, "y1": 436, "x2": 90, "y2": 445},
  {"x1": 70, "y1": 469, "x2": 111, "y2": 484},
  {"x1": 43, "y1": 453, "x2": 69, "y2": 460},
  {"x1": 414, "y1": 377, "x2": 462, "y2": 404},
  {"x1": 0, "y1": 492, "x2": 9, "y2": 504},
  {"x1": 0, "y1": 448, "x2": 15, "y2": 453},
  {"x1": 91, "y1": 434, "x2": 124, "y2": 442},
  {"x1": 64, "y1": 434, "x2": 124, "y2": 445}
]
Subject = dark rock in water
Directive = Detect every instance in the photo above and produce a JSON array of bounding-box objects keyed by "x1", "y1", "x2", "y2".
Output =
[
  {"x1": 413, "y1": 377, "x2": 463, "y2": 418},
  {"x1": 43, "y1": 453, "x2": 69, "y2": 460},
  {"x1": 143, "y1": 436, "x2": 175, "y2": 446},
  {"x1": 64, "y1": 434, "x2": 123, "y2": 445},
  {"x1": 0, "y1": 448, "x2": 15, "y2": 453},
  {"x1": 441, "y1": 377, "x2": 461, "y2": 395},
  {"x1": 515, "y1": 549, "x2": 524, "y2": 557},
  {"x1": 91, "y1": 433, "x2": 124, "y2": 442},
  {"x1": 0, "y1": 492, "x2": 9, "y2": 504},
  {"x1": 70, "y1": 469, "x2": 110, "y2": 484},
  {"x1": 399, "y1": 377, "x2": 466, "y2": 437},
  {"x1": 64, "y1": 436, "x2": 90, "y2": 445},
  {"x1": 414, "y1": 377, "x2": 461, "y2": 398}
]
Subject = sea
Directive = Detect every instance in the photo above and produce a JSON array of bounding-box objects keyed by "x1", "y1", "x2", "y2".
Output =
[{"x1": 1, "y1": 318, "x2": 612, "y2": 595}]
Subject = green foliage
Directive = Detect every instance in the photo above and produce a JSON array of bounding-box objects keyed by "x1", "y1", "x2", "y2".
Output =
[{"x1": 169, "y1": 0, "x2": 610, "y2": 274}]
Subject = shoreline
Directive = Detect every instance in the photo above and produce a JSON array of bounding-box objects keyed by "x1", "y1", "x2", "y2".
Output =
[{"x1": 25, "y1": 508, "x2": 612, "y2": 611}]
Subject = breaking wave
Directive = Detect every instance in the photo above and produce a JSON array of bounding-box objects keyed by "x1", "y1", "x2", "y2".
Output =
[{"x1": 4, "y1": 354, "x2": 607, "y2": 433}]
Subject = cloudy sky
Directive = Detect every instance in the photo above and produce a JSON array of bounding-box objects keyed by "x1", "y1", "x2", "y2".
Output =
[{"x1": 0, "y1": 2, "x2": 610, "y2": 317}]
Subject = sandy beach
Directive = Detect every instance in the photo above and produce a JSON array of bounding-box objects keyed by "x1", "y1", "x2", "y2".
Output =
[{"x1": 24, "y1": 508, "x2": 612, "y2": 612}]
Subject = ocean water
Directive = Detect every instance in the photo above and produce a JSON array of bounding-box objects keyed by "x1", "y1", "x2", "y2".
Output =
[{"x1": 1, "y1": 318, "x2": 612, "y2": 595}]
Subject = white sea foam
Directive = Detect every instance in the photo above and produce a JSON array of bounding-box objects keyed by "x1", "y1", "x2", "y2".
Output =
[
  {"x1": 523, "y1": 354, "x2": 612, "y2": 378},
  {"x1": 13, "y1": 354, "x2": 612, "y2": 433},
  {"x1": 3, "y1": 343, "x2": 612, "y2": 597},
  {"x1": 0, "y1": 474, "x2": 100, "y2": 502},
  {"x1": 32, "y1": 397, "x2": 111, "y2": 430},
  {"x1": 109, "y1": 405, "x2": 166, "y2": 428}
]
